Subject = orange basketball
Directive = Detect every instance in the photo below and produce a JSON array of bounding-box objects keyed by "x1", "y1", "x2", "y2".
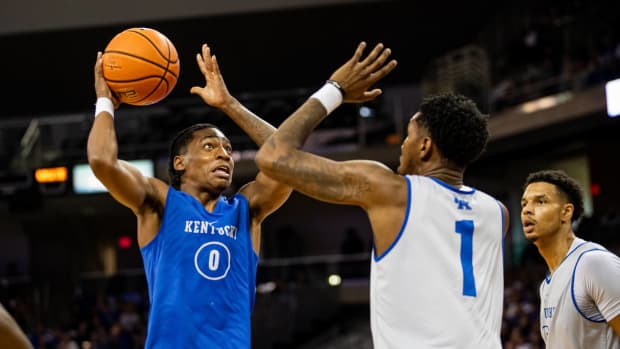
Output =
[{"x1": 102, "y1": 28, "x2": 180, "y2": 106}]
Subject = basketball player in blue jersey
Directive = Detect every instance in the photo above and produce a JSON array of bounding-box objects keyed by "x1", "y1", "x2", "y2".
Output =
[
  {"x1": 521, "y1": 170, "x2": 620, "y2": 348},
  {"x1": 88, "y1": 42, "x2": 396, "y2": 349},
  {"x1": 0, "y1": 303, "x2": 33, "y2": 349},
  {"x1": 255, "y1": 54, "x2": 509, "y2": 347}
]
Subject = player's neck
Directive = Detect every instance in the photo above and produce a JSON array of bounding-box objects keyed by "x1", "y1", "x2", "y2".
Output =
[
  {"x1": 180, "y1": 184, "x2": 223, "y2": 211},
  {"x1": 423, "y1": 167, "x2": 464, "y2": 187},
  {"x1": 536, "y1": 230, "x2": 576, "y2": 273}
]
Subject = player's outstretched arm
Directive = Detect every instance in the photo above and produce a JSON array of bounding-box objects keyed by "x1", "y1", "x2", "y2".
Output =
[
  {"x1": 87, "y1": 52, "x2": 165, "y2": 214},
  {"x1": 190, "y1": 43, "x2": 275, "y2": 146},
  {"x1": 0, "y1": 304, "x2": 32, "y2": 349},
  {"x1": 190, "y1": 43, "x2": 292, "y2": 251},
  {"x1": 256, "y1": 42, "x2": 399, "y2": 208}
]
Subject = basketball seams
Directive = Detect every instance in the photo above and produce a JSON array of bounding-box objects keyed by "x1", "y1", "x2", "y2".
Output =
[
  {"x1": 127, "y1": 29, "x2": 179, "y2": 64},
  {"x1": 104, "y1": 76, "x2": 171, "y2": 84},
  {"x1": 134, "y1": 32, "x2": 177, "y2": 105},
  {"x1": 138, "y1": 39, "x2": 176, "y2": 102},
  {"x1": 104, "y1": 51, "x2": 179, "y2": 79}
]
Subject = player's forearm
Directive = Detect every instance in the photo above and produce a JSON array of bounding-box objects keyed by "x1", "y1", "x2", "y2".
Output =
[
  {"x1": 87, "y1": 114, "x2": 119, "y2": 168},
  {"x1": 270, "y1": 99, "x2": 328, "y2": 149},
  {"x1": 255, "y1": 99, "x2": 327, "y2": 175},
  {"x1": 218, "y1": 97, "x2": 276, "y2": 146}
]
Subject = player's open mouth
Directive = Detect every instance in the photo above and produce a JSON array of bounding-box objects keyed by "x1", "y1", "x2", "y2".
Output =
[
  {"x1": 522, "y1": 220, "x2": 535, "y2": 233},
  {"x1": 213, "y1": 166, "x2": 231, "y2": 177}
]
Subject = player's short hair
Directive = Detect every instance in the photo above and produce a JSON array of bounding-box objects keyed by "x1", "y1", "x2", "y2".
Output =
[
  {"x1": 417, "y1": 93, "x2": 489, "y2": 167},
  {"x1": 168, "y1": 123, "x2": 219, "y2": 189},
  {"x1": 524, "y1": 169, "x2": 585, "y2": 222}
]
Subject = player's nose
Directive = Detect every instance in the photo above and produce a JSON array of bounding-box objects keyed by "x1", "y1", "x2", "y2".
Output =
[{"x1": 215, "y1": 146, "x2": 231, "y2": 160}]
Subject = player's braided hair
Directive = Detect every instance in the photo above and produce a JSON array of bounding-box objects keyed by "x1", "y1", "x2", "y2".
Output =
[
  {"x1": 524, "y1": 169, "x2": 585, "y2": 222},
  {"x1": 417, "y1": 93, "x2": 489, "y2": 167},
  {"x1": 168, "y1": 123, "x2": 218, "y2": 189}
]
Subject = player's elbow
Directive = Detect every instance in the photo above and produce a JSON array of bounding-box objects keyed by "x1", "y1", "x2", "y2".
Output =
[
  {"x1": 255, "y1": 146, "x2": 274, "y2": 174},
  {"x1": 87, "y1": 137, "x2": 118, "y2": 168},
  {"x1": 87, "y1": 150, "x2": 116, "y2": 176},
  {"x1": 255, "y1": 138, "x2": 286, "y2": 176}
]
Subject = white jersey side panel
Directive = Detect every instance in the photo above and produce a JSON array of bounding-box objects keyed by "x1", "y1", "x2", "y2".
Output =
[
  {"x1": 540, "y1": 238, "x2": 620, "y2": 349},
  {"x1": 370, "y1": 175, "x2": 504, "y2": 349}
]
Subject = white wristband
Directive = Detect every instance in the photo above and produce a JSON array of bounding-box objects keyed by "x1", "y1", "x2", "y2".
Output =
[
  {"x1": 310, "y1": 83, "x2": 343, "y2": 114},
  {"x1": 95, "y1": 97, "x2": 114, "y2": 118}
]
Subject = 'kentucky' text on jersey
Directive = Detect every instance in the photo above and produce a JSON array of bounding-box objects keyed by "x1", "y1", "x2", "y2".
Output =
[{"x1": 141, "y1": 187, "x2": 257, "y2": 349}]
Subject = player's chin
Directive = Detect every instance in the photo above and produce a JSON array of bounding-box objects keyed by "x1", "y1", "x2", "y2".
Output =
[
  {"x1": 523, "y1": 232, "x2": 538, "y2": 242},
  {"x1": 214, "y1": 178, "x2": 232, "y2": 188}
]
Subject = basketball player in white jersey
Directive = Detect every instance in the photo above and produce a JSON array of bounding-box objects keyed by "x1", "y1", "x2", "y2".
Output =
[
  {"x1": 255, "y1": 43, "x2": 508, "y2": 348},
  {"x1": 521, "y1": 170, "x2": 620, "y2": 348}
]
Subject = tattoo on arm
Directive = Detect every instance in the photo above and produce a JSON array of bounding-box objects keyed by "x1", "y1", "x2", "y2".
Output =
[
  {"x1": 272, "y1": 153, "x2": 371, "y2": 203},
  {"x1": 277, "y1": 101, "x2": 327, "y2": 147}
]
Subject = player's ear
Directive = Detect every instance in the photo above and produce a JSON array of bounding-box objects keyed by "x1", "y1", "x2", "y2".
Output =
[
  {"x1": 173, "y1": 155, "x2": 186, "y2": 171},
  {"x1": 561, "y1": 203, "x2": 574, "y2": 223},
  {"x1": 420, "y1": 137, "x2": 433, "y2": 161}
]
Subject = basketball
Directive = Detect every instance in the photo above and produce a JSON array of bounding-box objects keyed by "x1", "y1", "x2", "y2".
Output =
[{"x1": 102, "y1": 27, "x2": 180, "y2": 106}]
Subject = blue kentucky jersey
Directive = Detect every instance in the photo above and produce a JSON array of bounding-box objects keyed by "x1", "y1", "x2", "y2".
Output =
[{"x1": 140, "y1": 187, "x2": 258, "y2": 349}]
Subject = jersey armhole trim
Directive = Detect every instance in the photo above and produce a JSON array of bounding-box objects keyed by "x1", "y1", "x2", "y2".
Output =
[
  {"x1": 237, "y1": 194, "x2": 260, "y2": 259},
  {"x1": 571, "y1": 248, "x2": 607, "y2": 322},
  {"x1": 140, "y1": 185, "x2": 175, "y2": 252},
  {"x1": 496, "y1": 200, "x2": 505, "y2": 259},
  {"x1": 373, "y1": 175, "x2": 411, "y2": 262}
]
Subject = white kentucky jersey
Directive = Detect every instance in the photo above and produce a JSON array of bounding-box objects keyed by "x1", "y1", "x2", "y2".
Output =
[
  {"x1": 370, "y1": 175, "x2": 504, "y2": 349},
  {"x1": 539, "y1": 237, "x2": 620, "y2": 349}
]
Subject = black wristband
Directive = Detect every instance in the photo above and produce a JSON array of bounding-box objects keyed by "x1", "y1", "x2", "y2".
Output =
[{"x1": 326, "y1": 80, "x2": 345, "y2": 98}]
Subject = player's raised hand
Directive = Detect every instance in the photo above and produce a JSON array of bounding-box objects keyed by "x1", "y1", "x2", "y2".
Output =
[
  {"x1": 329, "y1": 42, "x2": 397, "y2": 103},
  {"x1": 190, "y1": 44, "x2": 233, "y2": 109},
  {"x1": 94, "y1": 52, "x2": 120, "y2": 108}
]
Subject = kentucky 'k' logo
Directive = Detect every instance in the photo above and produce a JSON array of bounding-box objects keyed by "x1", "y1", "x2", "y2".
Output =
[{"x1": 454, "y1": 197, "x2": 472, "y2": 210}]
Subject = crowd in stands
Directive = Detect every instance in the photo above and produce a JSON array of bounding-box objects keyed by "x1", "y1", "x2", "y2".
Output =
[{"x1": 488, "y1": 4, "x2": 620, "y2": 112}]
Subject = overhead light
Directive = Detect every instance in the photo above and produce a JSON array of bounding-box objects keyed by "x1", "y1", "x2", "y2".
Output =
[
  {"x1": 519, "y1": 92, "x2": 573, "y2": 114},
  {"x1": 606, "y1": 78, "x2": 620, "y2": 117}
]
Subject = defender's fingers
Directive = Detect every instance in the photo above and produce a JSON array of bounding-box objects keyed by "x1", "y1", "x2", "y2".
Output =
[
  {"x1": 212, "y1": 55, "x2": 221, "y2": 75},
  {"x1": 349, "y1": 42, "x2": 367, "y2": 64},
  {"x1": 195, "y1": 53, "x2": 208, "y2": 75},
  {"x1": 366, "y1": 89, "x2": 382, "y2": 97},
  {"x1": 364, "y1": 47, "x2": 392, "y2": 76},
  {"x1": 367, "y1": 59, "x2": 398, "y2": 84},
  {"x1": 359, "y1": 43, "x2": 384, "y2": 68},
  {"x1": 202, "y1": 44, "x2": 214, "y2": 72}
]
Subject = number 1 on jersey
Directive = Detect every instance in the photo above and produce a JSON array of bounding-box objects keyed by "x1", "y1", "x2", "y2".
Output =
[{"x1": 455, "y1": 220, "x2": 477, "y2": 297}]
